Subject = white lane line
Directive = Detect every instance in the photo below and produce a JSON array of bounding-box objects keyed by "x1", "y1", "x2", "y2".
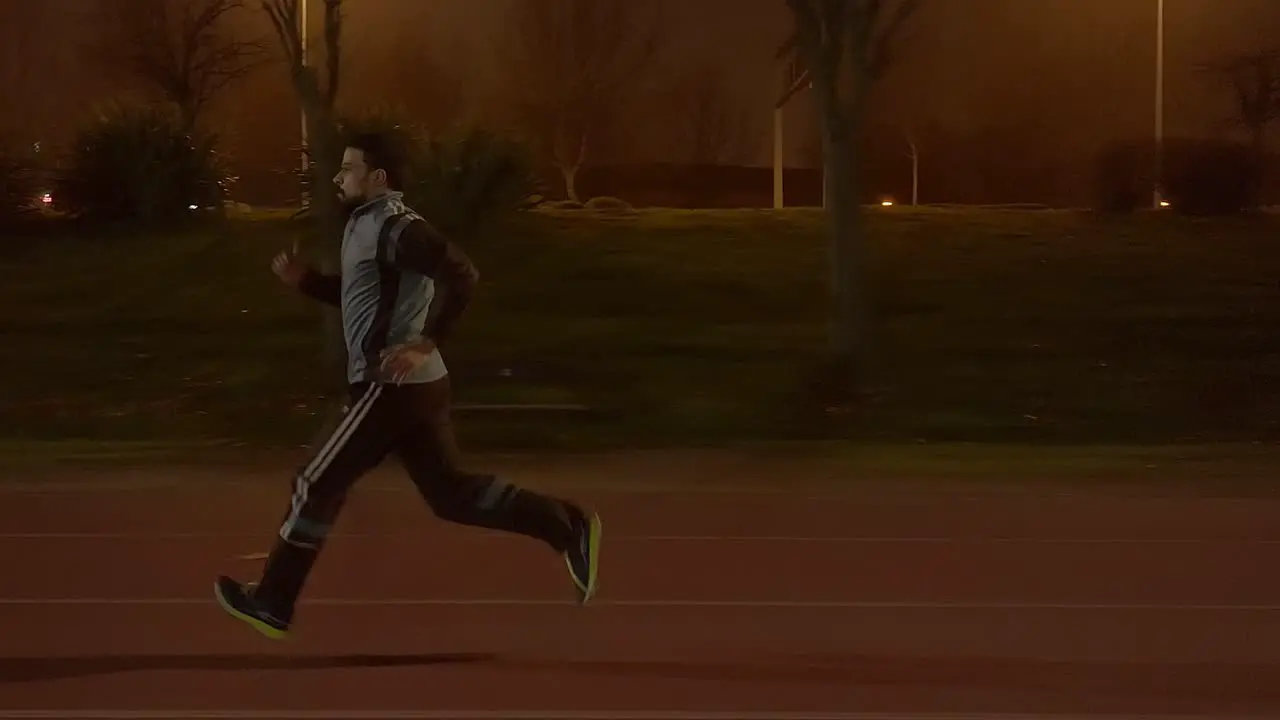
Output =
[
  {"x1": 1, "y1": 532, "x2": 1277, "y2": 544},
  {"x1": 0, "y1": 707, "x2": 1269, "y2": 712},
  {"x1": 0, "y1": 597, "x2": 1275, "y2": 611}
]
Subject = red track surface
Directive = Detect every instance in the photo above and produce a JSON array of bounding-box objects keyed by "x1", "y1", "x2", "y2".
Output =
[{"x1": 1, "y1": 467, "x2": 1279, "y2": 718}]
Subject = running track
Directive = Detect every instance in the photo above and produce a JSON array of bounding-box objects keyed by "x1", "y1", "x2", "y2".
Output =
[{"x1": 1, "y1": 465, "x2": 1278, "y2": 720}]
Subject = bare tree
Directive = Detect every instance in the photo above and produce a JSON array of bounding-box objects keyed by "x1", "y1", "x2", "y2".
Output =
[
  {"x1": 668, "y1": 65, "x2": 752, "y2": 165},
  {"x1": 498, "y1": 0, "x2": 661, "y2": 202},
  {"x1": 261, "y1": 0, "x2": 345, "y2": 380},
  {"x1": 1208, "y1": 49, "x2": 1280, "y2": 157},
  {"x1": 100, "y1": 0, "x2": 266, "y2": 129},
  {"x1": 261, "y1": 0, "x2": 342, "y2": 223},
  {"x1": 782, "y1": 0, "x2": 921, "y2": 408}
]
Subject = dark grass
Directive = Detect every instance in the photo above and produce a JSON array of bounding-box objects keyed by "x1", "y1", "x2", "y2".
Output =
[{"x1": 3, "y1": 207, "x2": 1280, "y2": 454}]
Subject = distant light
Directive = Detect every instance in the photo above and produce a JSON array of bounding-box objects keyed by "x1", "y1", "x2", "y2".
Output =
[
  {"x1": 1159, "y1": 200, "x2": 1170, "y2": 208},
  {"x1": 880, "y1": 200, "x2": 894, "y2": 207},
  {"x1": 188, "y1": 204, "x2": 199, "y2": 210},
  {"x1": 41, "y1": 193, "x2": 52, "y2": 204}
]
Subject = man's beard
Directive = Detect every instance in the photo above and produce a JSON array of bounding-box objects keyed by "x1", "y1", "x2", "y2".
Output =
[{"x1": 337, "y1": 190, "x2": 366, "y2": 211}]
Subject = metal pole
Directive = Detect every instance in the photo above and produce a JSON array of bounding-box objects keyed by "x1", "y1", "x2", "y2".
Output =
[
  {"x1": 911, "y1": 146, "x2": 919, "y2": 205},
  {"x1": 773, "y1": 107, "x2": 784, "y2": 209},
  {"x1": 822, "y1": 155, "x2": 827, "y2": 209},
  {"x1": 1153, "y1": 0, "x2": 1164, "y2": 208},
  {"x1": 299, "y1": 0, "x2": 310, "y2": 208}
]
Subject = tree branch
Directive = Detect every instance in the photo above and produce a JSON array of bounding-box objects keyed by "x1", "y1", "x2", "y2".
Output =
[
  {"x1": 867, "y1": 0, "x2": 919, "y2": 77},
  {"x1": 322, "y1": 0, "x2": 342, "y2": 106},
  {"x1": 261, "y1": 0, "x2": 302, "y2": 69},
  {"x1": 500, "y1": 0, "x2": 661, "y2": 179},
  {"x1": 1205, "y1": 49, "x2": 1280, "y2": 136},
  {"x1": 103, "y1": 0, "x2": 264, "y2": 127}
]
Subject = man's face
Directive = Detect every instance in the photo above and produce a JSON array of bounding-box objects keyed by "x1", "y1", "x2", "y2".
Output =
[{"x1": 333, "y1": 148, "x2": 384, "y2": 208}]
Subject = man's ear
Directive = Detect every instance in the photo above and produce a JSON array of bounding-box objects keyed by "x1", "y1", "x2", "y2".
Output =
[{"x1": 371, "y1": 168, "x2": 388, "y2": 187}]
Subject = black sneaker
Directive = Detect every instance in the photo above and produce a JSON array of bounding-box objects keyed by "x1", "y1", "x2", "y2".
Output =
[
  {"x1": 213, "y1": 576, "x2": 290, "y2": 640},
  {"x1": 562, "y1": 505, "x2": 602, "y2": 604}
]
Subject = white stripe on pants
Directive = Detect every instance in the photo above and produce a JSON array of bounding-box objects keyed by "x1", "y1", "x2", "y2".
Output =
[{"x1": 279, "y1": 383, "x2": 384, "y2": 544}]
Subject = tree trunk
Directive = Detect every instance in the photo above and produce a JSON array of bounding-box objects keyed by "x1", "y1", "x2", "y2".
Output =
[
  {"x1": 816, "y1": 78, "x2": 868, "y2": 408},
  {"x1": 555, "y1": 130, "x2": 587, "y2": 203},
  {"x1": 302, "y1": 107, "x2": 347, "y2": 389},
  {"x1": 1251, "y1": 125, "x2": 1268, "y2": 168},
  {"x1": 560, "y1": 163, "x2": 581, "y2": 203}
]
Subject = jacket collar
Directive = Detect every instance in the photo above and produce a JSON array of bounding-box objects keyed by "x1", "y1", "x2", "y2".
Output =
[{"x1": 350, "y1": 191, "x2": 403, "y2": 219}]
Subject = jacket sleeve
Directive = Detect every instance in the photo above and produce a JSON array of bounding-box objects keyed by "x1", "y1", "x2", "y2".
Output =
[
  {"x1": 385, "y1": 218, "x2": 479, "y2": 344},
  {"x1": 297, "y1": 270, "x2": 341, "y2": 307}
]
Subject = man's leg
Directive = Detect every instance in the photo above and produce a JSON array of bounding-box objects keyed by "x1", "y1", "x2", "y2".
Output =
[
  {"x1": 214, "y1": 383, "x2": 394, "y2": 638},
  {"x1": 392, "y1": 377, "x2": 603, "y2": 603}
]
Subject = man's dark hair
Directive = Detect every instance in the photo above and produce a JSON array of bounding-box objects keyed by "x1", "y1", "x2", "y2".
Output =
[{"x1": 345, "y1": 131, "x2": 408, "y2": 190}]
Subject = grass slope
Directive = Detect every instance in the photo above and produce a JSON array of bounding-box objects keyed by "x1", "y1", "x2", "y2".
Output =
[{"x1": 3, "y1": 207, "x2": 1279, "y2": 453}]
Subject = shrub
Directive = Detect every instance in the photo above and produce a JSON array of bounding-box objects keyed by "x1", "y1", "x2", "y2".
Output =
[
  {"x1": 584, "y1": 195, "x2": 635, "y2": 214},
  {"x1": 1091, "y1": 140, "x2": 1150, "y2": 214},
  {"x1": 1161, "y1": 137, "x2": 1260, "y2": 216},
  {"x1": 0, "y1": 145, "x2": 38, "y2": 224},
  {"x1": 540, "y1": 199, "x2": 586, "y2": 210},
  {"x1": 55, "y1": 102, "x2": 226, "y2": 224},
  {"x1": 1091, "y1": 136, "x2": 1262, "y2": 216},
  {"x1": 336, "y1": 108, "x2": 538, "y2": 242},
  {"x1": 415, "y1": 127, "x2": 539, "y2": 241}
]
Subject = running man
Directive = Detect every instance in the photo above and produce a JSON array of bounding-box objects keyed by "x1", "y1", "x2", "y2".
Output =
[{"x1": 213, "y1": 131, "x2": 602, "y2": 640}]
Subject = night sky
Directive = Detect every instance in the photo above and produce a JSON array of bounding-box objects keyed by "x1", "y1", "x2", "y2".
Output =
[{"x1": 2, "y1": 0, "x2": 1277, "y2": 175}]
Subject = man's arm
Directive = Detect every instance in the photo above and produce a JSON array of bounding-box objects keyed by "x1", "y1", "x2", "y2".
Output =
[
  {"x1": 296, "y1": 269, "x2": 342, "y2": 307},
  {"x1": 386, "y1": 218, "x2": 479, "y2": 345}
]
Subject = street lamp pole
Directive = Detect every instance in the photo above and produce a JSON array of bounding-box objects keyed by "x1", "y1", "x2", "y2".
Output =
[
  {"x1": 774, "y1": 37, "x2": 813, "y2": 210},
  {"x1": 773, "y1": 97, "x2": 785, "y2": 209},
  {"x1": 1153, "y1": 0, "x2": 1164, "y2": 208},
  {"x1": 299, "y1": 0, "x2": 310, "y2": 208}
]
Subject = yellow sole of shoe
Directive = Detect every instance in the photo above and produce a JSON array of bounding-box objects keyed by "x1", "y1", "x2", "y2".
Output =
[
  {"x1": 214, "y1": 581, "x2": 290, "y2": 640},
  {"x1": 564, "y1": 513, "x2": 602, "y2": 604}
]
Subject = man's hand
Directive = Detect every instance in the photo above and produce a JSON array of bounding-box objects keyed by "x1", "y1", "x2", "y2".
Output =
[
  {"x1": 379, "y1": 338, "x2": 438, "y2": 384},
  {"x1": 271, "y1": 239, "x2": 309, "y2": 288}
]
